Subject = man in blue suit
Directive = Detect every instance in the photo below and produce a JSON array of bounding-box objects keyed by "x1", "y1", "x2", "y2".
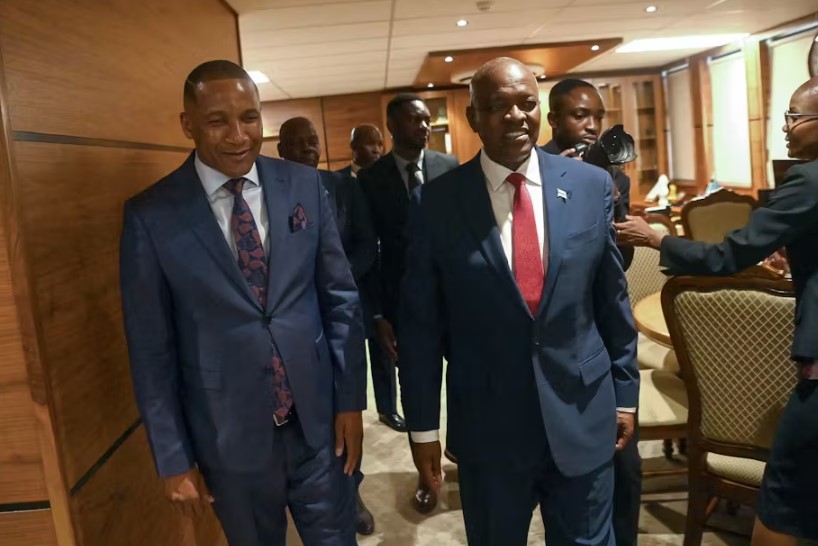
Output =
[
  {"x1": 120, "y1": 60, "x2": 365, "y2": 546},
  {"x1": 399, "y1": 57, "x2": 639, "y2": 545}
]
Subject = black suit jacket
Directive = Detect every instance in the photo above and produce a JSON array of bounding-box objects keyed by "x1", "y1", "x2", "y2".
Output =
[
  {"x1": 318, "y1": 169, "x2": 376, "y2": 283},
  {"x1": 542, "y1": 140, "x2": 634, "y2": 270},
  {"x1": 660, "y1": 158, "x2": 818, "y2": 362},
  {"x1": 358, "y1": 150, "x2": 459, "y2": 323}
]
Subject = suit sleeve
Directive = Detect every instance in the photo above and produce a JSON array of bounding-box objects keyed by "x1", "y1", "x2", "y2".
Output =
[
  {"x1": 593, "y1": 173, "x2": 639, "y2": 408},
  {"x1": 397, "y1": 191, "x2": 444, "y2": 432},
  {"x1": 314, "y1": 173, "x2": 367, "y2": 413},
  {"x1": 660, "y1": 166, "x2": 818, "y2": 275},
  {"x1": 345, "y1": 176, "x2": 378, "y2": 282},
  {"x1": 120, "y1": 201, "x2": 194, "y2": 478}
]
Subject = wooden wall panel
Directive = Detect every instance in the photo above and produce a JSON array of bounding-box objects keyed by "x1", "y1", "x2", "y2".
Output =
[
  {"x1": 13, "y1": 142, "x2": 190, "y2": 487},
  {"x1": 450, "y1": 88, "x2": 481, "y2": 163},
  {"x1": 0, "y1": 200, "x2": 47, "y2": 504},
  {"x1": 0, "y1": 0, "x2": 239, "y2": 146},
  {"x1": 690, "y1": 56, "x2": 714, "y2": 193},
  {"x1": 0, "y1": 509, "x2": 57, "y2": 546},
  {"x1": 71, "y1": 426, "x2": 226, "y2": 546},
  {"x1": 321, "y1": 92, "x2": 384, "y2": 164}
]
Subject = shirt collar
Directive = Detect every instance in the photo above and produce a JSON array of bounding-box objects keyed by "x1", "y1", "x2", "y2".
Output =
[
  {"x1": 350, "y1": 162, "x2": 363, "y2": 176},
  {"x1": 392, "y1": 149, "x2": 424, "y2": 174},
  {"x1": 480, "y1": 149, "x2": 541, "y2": 192},
  {"x1": 195, "y1": 152, "x2": 260, "y2": 198}
]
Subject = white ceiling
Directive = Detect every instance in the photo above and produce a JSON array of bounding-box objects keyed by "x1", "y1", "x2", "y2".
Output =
[{"x1": 227, "y1": 0, "x2": 818, "y2": 101}]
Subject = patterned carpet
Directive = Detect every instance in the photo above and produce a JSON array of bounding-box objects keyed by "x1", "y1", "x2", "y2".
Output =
[{"x1": 284, "y1": 369, "x2": 754, "y2": 545}]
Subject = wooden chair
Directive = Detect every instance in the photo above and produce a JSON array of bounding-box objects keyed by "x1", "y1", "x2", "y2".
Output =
[
  {"x1": 662, "y1": 275, "x2": 797, "y2": 546},
  {"x1": 627, "y1": 216, "x2": 688, "y2": 461},
  {"x1": 680, "y1": 189, "x2": 757, "y2": 243}
]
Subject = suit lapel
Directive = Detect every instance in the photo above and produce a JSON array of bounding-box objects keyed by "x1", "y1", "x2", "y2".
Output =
[
  {"x1": 536, "y1": 149, "x2": 568, "y2": 317},
  {"x1": 459, "y1": 154, "x2": 531, "y2": 315},
  {"x1": 257, "y1": 158, "x2": 291, "y2": 314},
  {"x1": 175, "y1": 155, "x2": 262, "y2": 311}
]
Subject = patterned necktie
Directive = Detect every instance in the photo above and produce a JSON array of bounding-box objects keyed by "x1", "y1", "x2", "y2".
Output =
[
  {"x1": 506, "y1": 173, "x2": 544, "y2": 315},
  {"x1": 406, "y1": 162, "x2": 423, "y2": 193},
  {"x1": 223, "y1": 178, "x2": 293, "y2": 419}
]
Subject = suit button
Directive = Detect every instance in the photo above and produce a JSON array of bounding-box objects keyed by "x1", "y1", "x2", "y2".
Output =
[
  {"x1": 264, "y1": 313, "x2": 273, "y2": 325},
  {"x1": 533, "y1": 339, "x2": 541, "y2": 347}
]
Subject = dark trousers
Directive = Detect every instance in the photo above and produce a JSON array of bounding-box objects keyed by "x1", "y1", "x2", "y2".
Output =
[
  {"x1": 367, "y1": 338, "x2": 397, "y2": 415},
  {"x1": 458, "y1": 449, "x2": 615, "y2": 546},
  {"x1": 202, "y1": 417, "x2": 357, "y2": 546},
  {"x1": 613, "y1": 425, "x2": 642, "y2": 546}
]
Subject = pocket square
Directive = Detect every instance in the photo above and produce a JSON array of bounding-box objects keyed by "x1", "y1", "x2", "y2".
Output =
[
  {"x1": 289, "y1": 203, "x2": 309, "y2": 232},
  {"x1": 557, "y1": 188, "x2": 571, "y2": 201}
]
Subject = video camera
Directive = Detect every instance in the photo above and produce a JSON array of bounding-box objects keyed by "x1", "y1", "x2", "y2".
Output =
[{"x1": 572, "y1": 124, "x2": 637, "y2": 168}]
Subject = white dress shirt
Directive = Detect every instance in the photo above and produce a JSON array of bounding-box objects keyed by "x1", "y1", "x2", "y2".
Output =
[
  {"x1": 410, "y1": 149, "x2": 631, "y2": 444},
  {"x1": 195, "y1": 153, "x2": 268, "y2": 257},
  {"x1": 392, "y1": 149, "x2": 425, "y2": 190}
]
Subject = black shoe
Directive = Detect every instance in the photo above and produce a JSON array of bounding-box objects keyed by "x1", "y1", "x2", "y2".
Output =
[
  {"x1": 378, "y1": 413, "x2": 407, "y2": 433},
  {"x1": 356, "y1": 492, "x2": 375, "y2": 535}
]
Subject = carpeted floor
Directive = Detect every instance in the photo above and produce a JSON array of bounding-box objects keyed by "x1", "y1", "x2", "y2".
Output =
[{"x1": 284, "y1": 368, "x2": 754, "y2": 545}]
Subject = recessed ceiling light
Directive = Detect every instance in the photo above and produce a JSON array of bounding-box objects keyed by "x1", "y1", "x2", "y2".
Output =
[
  {"x1": 616, "y1": 33, "x2": 748, "y2": 52},
  {"x1": 645, "y1": 5, "x2": 657, "y2": 13},
  {"x1": 591, "y1": 44, "x2": 600, "y2": 51},
  {"x1": 444, "y1": 55, "x2": 454, "y2": 63},
  {"x1": 457, "y1": 19, "x2": 468, "y2": 27},
  {"x1": 247, "y1": 70, "x2": 270, "y2": 84},
  {"x1": 427, "y1": 83, "x2": 435, "y2": 88}
]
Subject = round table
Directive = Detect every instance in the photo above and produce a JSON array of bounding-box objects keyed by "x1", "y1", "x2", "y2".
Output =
[{"x1": 632, "y1": 291, "x2": 672, "y2": 347}]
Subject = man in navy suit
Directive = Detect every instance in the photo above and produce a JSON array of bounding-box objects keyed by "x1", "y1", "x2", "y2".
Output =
[
  {"x1": 357, "y1": 93, "x2": 459, "y2": 513},
  {"x1": 120, "y1": 60, "x2": 365, "y2": 546},
  {"x1": 543, "y1": 79, "x2": 641, "y2": 546},
  {"x1": 278, "y1": 116, "x2": 378, "y2": 536},
  {"x1": 399, "y1": 58, "x2": 639, "y2": 545},
  {"x1": 335, "y1": 124, "x2": 409, "y2": 435}
]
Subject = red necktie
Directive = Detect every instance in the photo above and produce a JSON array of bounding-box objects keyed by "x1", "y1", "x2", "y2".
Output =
[{"x1": 506, "y1": 173, "x2": 543, "y2": 315}]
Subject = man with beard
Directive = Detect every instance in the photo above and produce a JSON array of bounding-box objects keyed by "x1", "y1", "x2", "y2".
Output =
[
  {"x1": 399, "y1": 57, "x2": 638, "y2": 545},
  {"x1": 543, "y1": 79, "x2": 640, "y2": 546},
  {"x1": 615, "y1": 77, "x2": 818, "y2": 546},
  {"x1": 278, "y1": 116, "x2": 378, "y2": 536},
  {"x1": 358, "y1": 93, "x2": 459, "y2": 513}
]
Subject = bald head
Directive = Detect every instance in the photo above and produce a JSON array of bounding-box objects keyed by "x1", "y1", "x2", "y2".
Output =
[
  {"x1": 784, "y1": 76, "x2": 818, "y2": 161},
  {"x1": 350, "y1": 124, "x2": 384, "y2": 168},
  {"x1": 466, "y1": 57, "x2": 541, "y2": 171},
  {"x1": 278, "y1": 117, "x2": 321, "y2": 167}
]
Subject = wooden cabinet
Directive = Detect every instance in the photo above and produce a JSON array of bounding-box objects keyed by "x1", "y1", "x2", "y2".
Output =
[{"x1": 596, "y1": 75, "x2": 668, "y2": 199}]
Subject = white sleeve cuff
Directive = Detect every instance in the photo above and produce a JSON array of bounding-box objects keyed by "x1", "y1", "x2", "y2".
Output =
[
  {"x1": 410, "y1": 430, "x2": 440, "y2": 443},
  {"x1": 617, "y1": 407, "x2": 637, "y2": 413}
]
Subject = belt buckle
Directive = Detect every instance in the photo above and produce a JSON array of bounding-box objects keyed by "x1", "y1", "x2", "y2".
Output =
[{"x1": 273, "y1": 412, "x2": 291, "y2": 427}]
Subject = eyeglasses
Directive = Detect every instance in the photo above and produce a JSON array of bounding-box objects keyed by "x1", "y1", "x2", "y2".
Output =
[{"x1": 784, "y1": 110, "x2": 818, "y2": 126}]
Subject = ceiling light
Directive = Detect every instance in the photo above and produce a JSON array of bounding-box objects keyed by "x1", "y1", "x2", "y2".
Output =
[
  {"x1": 591, "y1": 44, "x2": 600, "y2": 51},
  {"x1": 444, "y1": 55, "x2": 454, "y2": 63},
  {"x1": 247, "y1": 70, "x2": 270, "y2": 84},
  {"x1": 616, "y1": 33, "x2": 748, "y2": 52},
  {"x1": 645, "y1": 5, "x2": 657, "y2": 13},
  {"x1": 427, "y1": 83, "x2": 435, "y2": 88},
  {"x1": 457, "y1": 19, "x2": 468, "y2": 27}
]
